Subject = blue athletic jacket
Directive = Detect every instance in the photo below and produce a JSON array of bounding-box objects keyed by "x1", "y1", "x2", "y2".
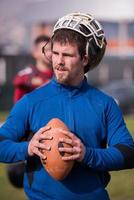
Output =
[{"x1": 0, "y1": 77, "x2": 134, "y2": 200}]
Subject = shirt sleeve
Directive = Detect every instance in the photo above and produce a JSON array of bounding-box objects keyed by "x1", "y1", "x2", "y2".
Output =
[
  {"x1": 83, "y1": 98, "x2": 134, "y2": 171},
  {"x1": 0, "y1": 96, "x2": 30, "y2": 163}
]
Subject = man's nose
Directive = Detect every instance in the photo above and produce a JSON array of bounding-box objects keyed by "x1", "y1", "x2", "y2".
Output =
[{"x1": 57, "y1": 54, "x2": 64, "y2": 65}]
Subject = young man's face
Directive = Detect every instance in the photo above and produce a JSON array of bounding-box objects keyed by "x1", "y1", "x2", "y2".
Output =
[{"x1": 52, "y1": 42, "x2": 88, "y2": 86}]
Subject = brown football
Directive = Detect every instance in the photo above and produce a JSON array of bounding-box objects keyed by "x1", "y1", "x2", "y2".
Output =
[{"x1": 41, "y1": 118, "x2": 74, "y2": 180}]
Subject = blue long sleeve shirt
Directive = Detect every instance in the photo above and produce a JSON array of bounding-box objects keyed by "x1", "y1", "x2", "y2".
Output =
[{"x1": 0, "y1": 77, "x2": 134, "y2": 200}]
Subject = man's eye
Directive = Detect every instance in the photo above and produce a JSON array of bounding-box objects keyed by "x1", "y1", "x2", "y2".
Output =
[
  {"x1": 64, "y1": 54, "x2": 73, "y2": 57},
  {"x1": 52, "y1": 52, "x2": 58, "y2": 55}
]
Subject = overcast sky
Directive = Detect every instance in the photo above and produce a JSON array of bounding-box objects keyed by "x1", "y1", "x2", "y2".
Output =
[{"x1": 0, "y1": 0, "x2": 134, "y2": 24}]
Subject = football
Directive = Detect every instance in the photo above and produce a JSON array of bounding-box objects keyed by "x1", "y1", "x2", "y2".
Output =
[{"x1": 40, "y1": 118, "x2": 74, "y2": 180}]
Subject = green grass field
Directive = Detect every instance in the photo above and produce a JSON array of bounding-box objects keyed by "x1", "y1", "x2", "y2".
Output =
[{"x1": 0, "y1": 113, "x2": 134, "y2": 200}]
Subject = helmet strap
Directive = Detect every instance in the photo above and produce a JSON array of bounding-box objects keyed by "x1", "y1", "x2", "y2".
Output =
[
  {"x1": 86, "y1": 41, "x2": 89, "y2": 56},
  {"x1": 86, "y1": 38, "x2": 92, "y2": 56}
]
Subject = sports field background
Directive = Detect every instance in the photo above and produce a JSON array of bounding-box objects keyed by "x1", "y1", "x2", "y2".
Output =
[{"x1": 0, "y1": 112, "x2": 134, "y2": 200}]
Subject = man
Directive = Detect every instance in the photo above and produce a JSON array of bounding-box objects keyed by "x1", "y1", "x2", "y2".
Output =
[
  {"x1": 13, "y1": 35, "x2": 53, "y2": 103},
  {"x1": 0, "y1": 12, "x2": 134, "y2": 200}
]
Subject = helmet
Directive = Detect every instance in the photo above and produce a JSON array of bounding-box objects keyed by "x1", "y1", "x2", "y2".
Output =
[{"x1": 53, "y1": 12, "x2": 107, "y2": 72}]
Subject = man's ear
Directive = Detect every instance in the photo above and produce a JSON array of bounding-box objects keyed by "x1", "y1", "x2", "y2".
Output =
[{"x1": 82, "y1": 55, "x2": 89, "y2": 66}]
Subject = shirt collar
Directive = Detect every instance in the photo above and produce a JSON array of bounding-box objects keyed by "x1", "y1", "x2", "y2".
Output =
[{"x1": 51, "y1": 76, "x2": 89, "y2": 97}]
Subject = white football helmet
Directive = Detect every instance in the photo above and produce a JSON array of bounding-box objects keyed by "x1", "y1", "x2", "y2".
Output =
[{"x1": 53, "y1": 12, "x2": 107, "y2": 72}]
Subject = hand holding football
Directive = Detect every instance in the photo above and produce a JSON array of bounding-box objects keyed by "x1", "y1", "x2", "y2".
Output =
[{"x1": 40, "y1": 118, "x2": 74, "y2": 180}]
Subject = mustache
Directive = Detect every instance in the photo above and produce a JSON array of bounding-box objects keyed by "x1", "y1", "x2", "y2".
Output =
[{"x1": 55, "y1": 65, "x2": 68, "y2": 71}]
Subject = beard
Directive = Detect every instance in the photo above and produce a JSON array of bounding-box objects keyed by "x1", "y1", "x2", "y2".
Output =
[
  {"x1": 55, "y1": 71, "x2": 69, "y2": 84},
  {"x1": 54, "y1": 66, "x2": 70, "y2": 85}
]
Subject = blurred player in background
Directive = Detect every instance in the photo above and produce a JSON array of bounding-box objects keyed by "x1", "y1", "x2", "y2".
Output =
[{"x1": 13, "y1": 35, "x2": 53, "y2": 103}]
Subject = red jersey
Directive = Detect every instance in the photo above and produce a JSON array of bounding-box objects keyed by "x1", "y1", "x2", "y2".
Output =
[{"x1": 13, "y1": 65, "x2": 53, "y2": 103}]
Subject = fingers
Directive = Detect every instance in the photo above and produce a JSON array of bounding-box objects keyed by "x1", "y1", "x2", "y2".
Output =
[
  {"x1": 32, "y1": 147, "x2": 47, "y2": 160},
  {"x1": 39, "y1": 134, "x2": 53, "y2": 141},
  {"x1": 28, "y1": 126, "x2": 52, "y2": 158},
  {"x1": 28, "y1": 140, "x2": 51, "y2": 159},
  {"x1": 38, "y1": 126, "x2": 51, "y2": 134},
  {"x1": 58, "y1": 130, "x2": 86, "y2": 162},
  {"x1": 59, "y1": 129, "x2": 75, "y2": 139},
  {"x1": 62, "y1": 154, "x2": 80, "y2": 161},
  {"x1": 59, "y1": 146, "x2": 82, "y2": 161},
  {"x1": 59, "y1": 130, "x2": 81, "y2": 148},
  {"x1": 59, "y1": 146, "x2": 80, "y2": 154},
  {"x1": 34, "y1": 141, "x2": 51, "y2": 151},
  {"x1": 36, "y1": 126, "x2": 51, "y2": 137}
]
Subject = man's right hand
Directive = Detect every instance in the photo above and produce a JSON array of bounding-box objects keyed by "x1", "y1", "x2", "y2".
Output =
[{"x1": 28, "y1": 126, "x2": 52, "y2": 159}]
